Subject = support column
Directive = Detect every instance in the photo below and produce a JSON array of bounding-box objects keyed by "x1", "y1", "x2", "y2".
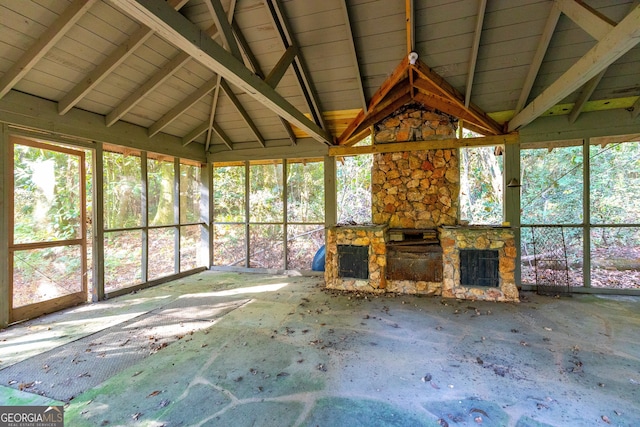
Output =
[
  {"x1": 201, "y1": 161, "x2": 212, "y2": 268},
  {"x1": 93, "y1": 143, "x2": 105, "y2": 302},
  {"x1": 324, "y1": 155, "x2": 337, "y2": 227},
  {"x1": 0, "y1": 124, "x2": 9, "y2": 327},
  {"x1": 583, "y1": 138, "x2": 591, "y2": 288},
  {"x1": 503, "y1": 142, "x2": 521, "y2": 285}
]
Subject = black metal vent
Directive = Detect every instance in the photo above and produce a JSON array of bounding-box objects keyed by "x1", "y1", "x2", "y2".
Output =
[
  {"x1": 337, "y1": 245, "x2": 369, "y2": 279},
  {"x1": 460, "y1": 249, "x2": 499, "y2": 287}
]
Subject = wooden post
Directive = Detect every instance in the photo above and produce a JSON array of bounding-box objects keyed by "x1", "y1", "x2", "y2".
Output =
[
  {"x1": 583, "y1": 138, "x2": 591, "y2": 288},
  {"x1": 0, "y1": 124, "x2": 9, "y2": 327},
  {"x1": 324, "y1": 155, "x2": 337, "y2": 251},
  {"x1": 93, "y1": 143, "x2": 105, "y2": 302},
  {"x1": 201, "y1": 162, "x2": 212, "y2": 269},
  {"x1": 503, "y1": 143, "x2": 521, "y2": 285}
]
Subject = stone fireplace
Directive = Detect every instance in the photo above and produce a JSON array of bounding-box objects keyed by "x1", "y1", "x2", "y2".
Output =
[{"x1": 325, "y1": 104, "x2": 518, "y2": 302}]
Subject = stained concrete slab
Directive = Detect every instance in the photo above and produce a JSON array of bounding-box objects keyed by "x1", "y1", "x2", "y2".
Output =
[{"x1": 1, "y1": 271, "x2": 639, "y2": 426}]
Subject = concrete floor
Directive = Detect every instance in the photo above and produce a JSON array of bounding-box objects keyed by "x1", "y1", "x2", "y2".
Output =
[{"x1": 1, "y1": 271, "x2": 639, "y2": 426}]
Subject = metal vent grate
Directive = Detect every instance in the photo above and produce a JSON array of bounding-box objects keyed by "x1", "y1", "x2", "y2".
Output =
[
  {"x1": 460, "y1": 249, "x2": 499, "y2": 287},
  {"x1": 337, "y1": 245, "x2": 369, "y2": 279}
]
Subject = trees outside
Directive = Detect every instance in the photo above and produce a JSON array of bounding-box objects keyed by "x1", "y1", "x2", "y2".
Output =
[
  {"x1": 520, "y1": 141, "x2": 640, "y2": 289},
  {"x1": 459, "y1": 146, "x2": 503, "y2": 224}
]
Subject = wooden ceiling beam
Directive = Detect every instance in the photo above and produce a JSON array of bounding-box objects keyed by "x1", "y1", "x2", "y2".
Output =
[
  {"x1": 406, "y1": 0, "x2": 415, "y2": 53},
  {"x1": 212, "y1": 122, "x2": 234, "y2": 151},
  {"x1": 265, "y1": 46, "x2": 298, "y2": 88},
  {"x1": 148, "y1": 77, "x2": 218, "y2": 137},
  {"x1": 465, "y1": 0, "x2": 487, "y2": 108},
  {"x1": 346, "y1": 90, "x2": 412, "y2": 145},
  {"x1": 330, "y1": 133, "x2": 520, "y2": 157},
  {"x1": 568, "y1": 69, "x2": 606, "y2": 124},
  {"x1": 265, "y1": 0, "x2": 329, "y2": 134},
  {"x1": 515, "y1": 3, "x2": 561, "y2": 114},
  {"x1": 508, "y1": 3, "x2": 640, "y2": 131},
  {"x1": 220, "y1": 79, "x2": 266, "y2": 147},
  {"x1": 229, "y1": 8, "x2": 296, "y2": 146},
  {"x1": 340, "y1": 0, "x2": 368, "y2": 113},
  {"x1": 0, "y1": 0, "x2": 98, "y2": 99},
  {"x1": 182, "y1": 122, "x2": 209, "y2": 147},
  {"x1": 108, "y1": 0, "x2": 331, "y2": 145},
  {"x1": 205, "y1": 0, "x2": 236, "y2": 151},
  {"x1": 556, "y1": 0, "x2": 615, "y2": 40},
  {"x1": 413, "y1": 61, "x2": 502, "y2": 134},
  {"x1": 205, "y1": 0, "x2": 242, "y2": 61},
  {"x1": 337, "y1": 57, "x2": 409, "y2": 144}
]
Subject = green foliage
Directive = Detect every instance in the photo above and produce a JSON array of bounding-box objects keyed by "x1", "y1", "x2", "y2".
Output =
[
  {"x1": 459, "y1": 146, "x2": 503, "y2": 224},
  {"x1": 103, "y1": 151, "x2": 142, "y2": 229},
  {"x1": 213, "y1": 165, "x2": 245, "y2": 222},
  {"x1": 13, "y1": 144, "x2": 81, "y2": 243},
  {"x1": 337, "y1": 154, "x2": 372, "y2": 224}
]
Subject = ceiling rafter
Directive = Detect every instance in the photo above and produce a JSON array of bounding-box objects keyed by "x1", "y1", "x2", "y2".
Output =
[
  {"x1": 515, "y1": 2, "x2": 561, "y2": 114},
  {"x1": 220, "y1": 79, "x2": 266, "y2": 147},
  {"x1": 205, "y1": 0, "x2": 242, "y2": 61},
  {"x1": 149, "y1": 77, "x2": 218, "y2": 137},
  {"x1": 204, "y1": 0, "x2": 236, "y2": 152},
  {"x1": 340, "y1": 0, "x2": 368, "y2": 113},
  {"x1": 413, "y1": 61, "x2": 502, "y2": 135},
  {"x1": 508, "y1": 3, "x2": 640, "y2": 131},
  {"x1": 406, "y1": 0, "x2": 415, "y2": 54},
  {"x1": 337, "y1": 57, "x2": 410, "y2": 145},
  {"x1": 265, "y1": 46, "x2": 298, "y2": 88},
  {"x1": 567, "y1": 0, "x2": 639, "y2": 123},
  {"x1": 230, "y1": 20, "x2": 297, "y2": 145},
  {"x1": 58, "y1": 0, "x2": 189, "y2": 116},
  {"x1": 556, "y1": 0, "x2": 615, "y2": 40},
  {"x1": 0, "y1": 0, "x2": 98, "y2": 99},
  {"x1": 108, "y1": 0, "x2": 331, "y2": 145},
  {"x1": 265, "y1": 0, "x2": 328, "y2": 133},
  {"x1": 465, "y1": 0, "x2": 487, "y2": 108}
]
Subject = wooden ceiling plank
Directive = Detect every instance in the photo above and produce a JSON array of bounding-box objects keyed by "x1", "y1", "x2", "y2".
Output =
[
  {"x1": 266, "y1": 0, "x2": 328, "y2": 133},
  {"x1": 556, "y1": 0, "x2": 615, "y2": 41},
  {"x1": 508, "y1": 4, "x2": 640, "y2": 131},
  {"x1": 59, "y1": 26, "x2": 153, "y2": 115},
  {"x1": 149, "y1": 77, "x2": 218, "y2": 137},
  {"x1": 515, "y1": 3, "x2": 561, "y2": 114},
  {"x1": 60, "y1": 0, "x2": 189, "y2": 116},
  {"x1": 220, "y1": 79, "x2": 266, "y2": 147},
  {"x1": 107, "y1": 21, "x2": 223, "y2": 128},
  {"x1": 108, "y1": 0, "x2": 331, "y2": 145},
  {"x1": 265, "y1": 45, "x2": 298, "y2": 88},
  {"x1": 464, "y1": 0, "x2": 487, "y2": 108},
  {"x1": 106, "y1": 52, "x2": 191, "y2": 126},
  {"x1": 568, "y1": 69, "x2": 606, "y2": 124},
  {"x1": 413, "y1": 61, "x2": 502, "y2": 134},
  {"x1": 205, "y1": 0, "x2": 242, "y2": 61},
  {"x1": 340, "y1": 0, "x2": 368, "y2": 112},
  {"x1": 0, "y1": 0, "x2": 98, "y2": 99}
]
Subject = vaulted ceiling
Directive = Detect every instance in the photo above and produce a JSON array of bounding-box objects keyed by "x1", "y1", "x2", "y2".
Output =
[{"x1": 0, "y1": 0, "x2": 638, "y2": 157}]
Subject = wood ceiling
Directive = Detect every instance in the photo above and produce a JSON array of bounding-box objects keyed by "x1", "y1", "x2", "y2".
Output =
[{"x1": 0, "y1": 0, "x2": 638, "y2": 158}]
